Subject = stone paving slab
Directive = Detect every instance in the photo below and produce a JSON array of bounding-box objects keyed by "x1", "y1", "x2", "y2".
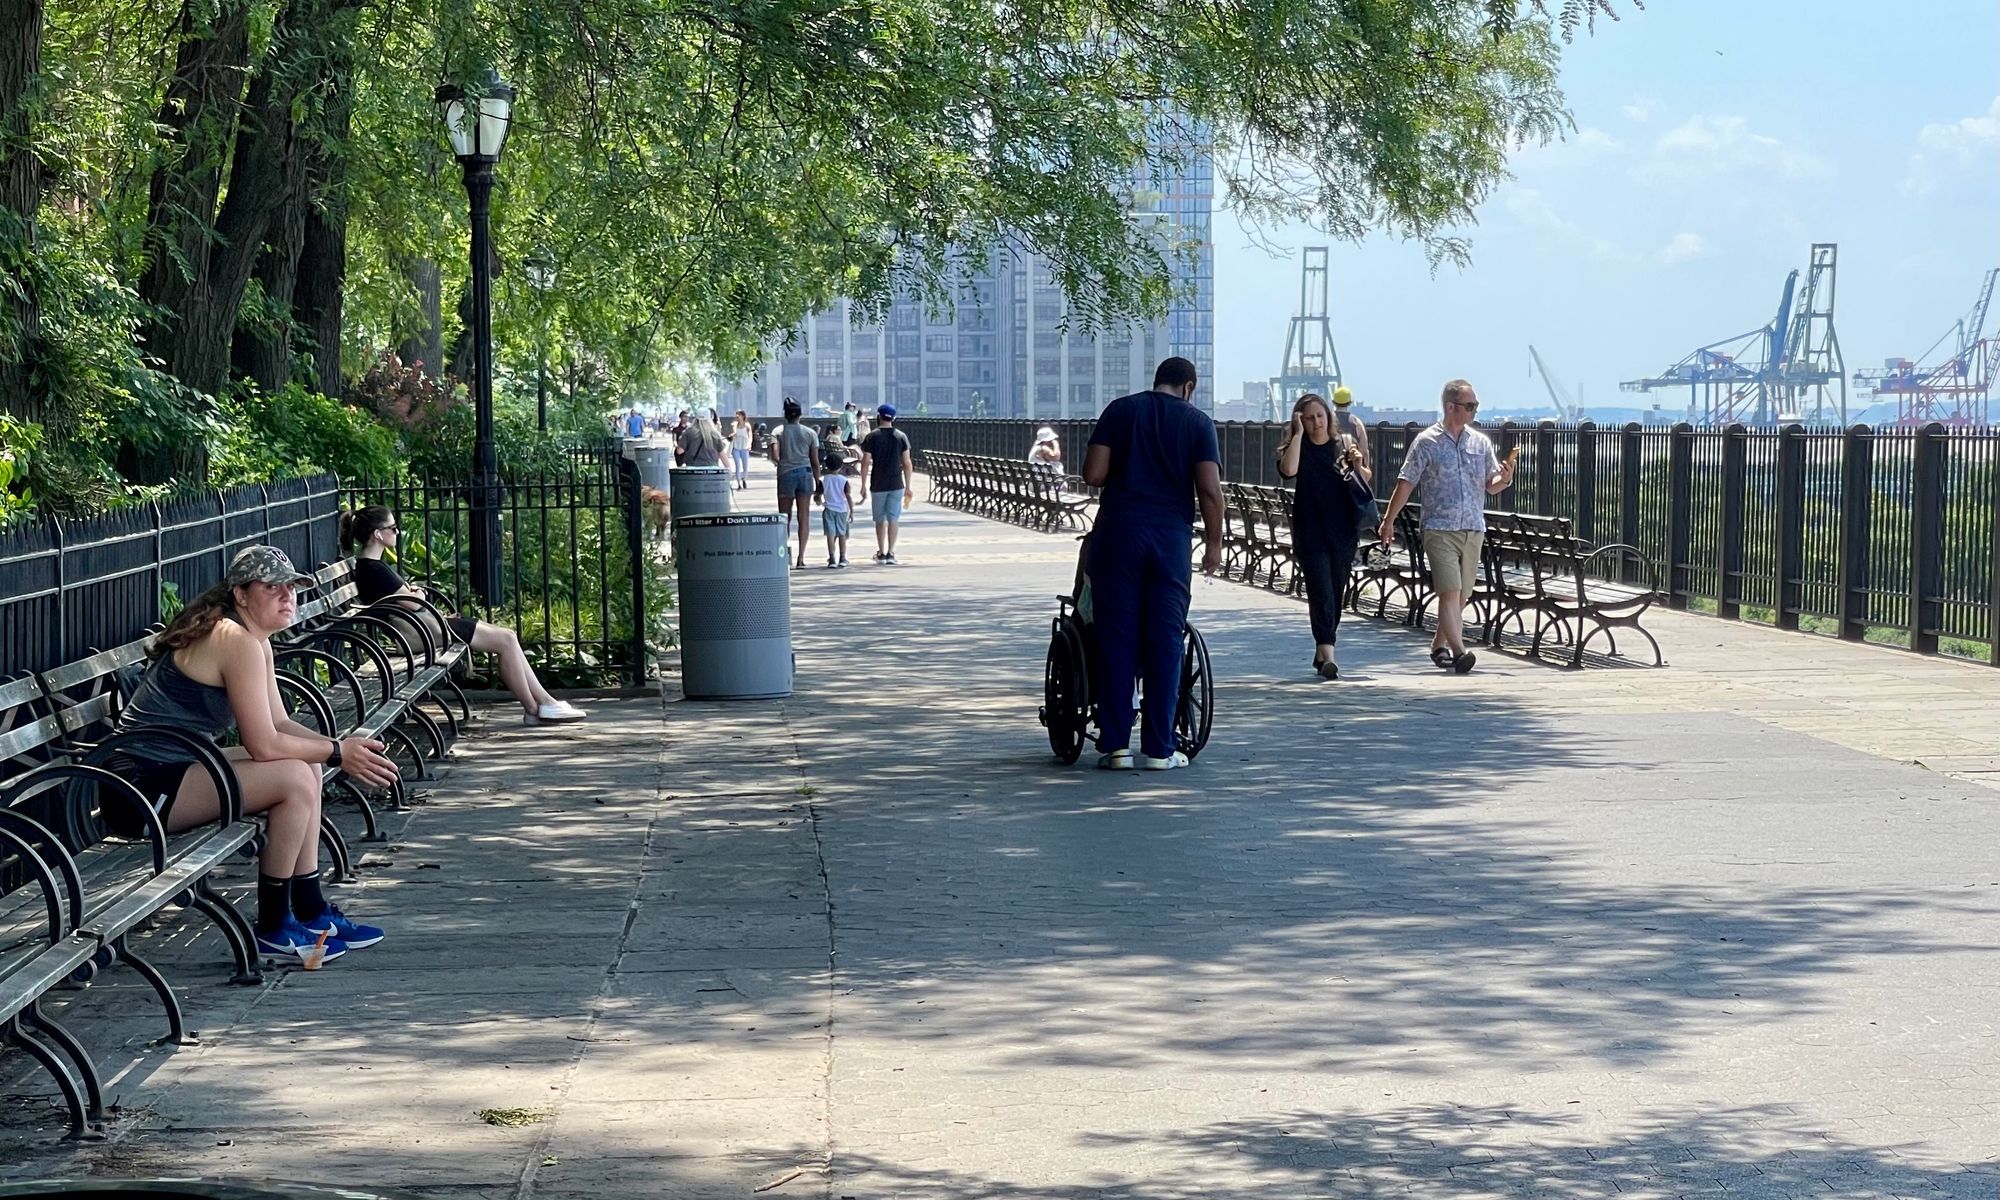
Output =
[{"x1": 4, "y1": 468, "x2": 1999, "y2": 1197}]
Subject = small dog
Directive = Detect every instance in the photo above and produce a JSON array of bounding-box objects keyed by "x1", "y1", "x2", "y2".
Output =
[{"x1": 641, "y1": 487, "x2": 671, "y2": 544}]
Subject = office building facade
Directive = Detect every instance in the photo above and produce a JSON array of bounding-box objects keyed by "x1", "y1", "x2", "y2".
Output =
[{"x1": 717, "y1": 148, "x2": 1213, "y2": 420}]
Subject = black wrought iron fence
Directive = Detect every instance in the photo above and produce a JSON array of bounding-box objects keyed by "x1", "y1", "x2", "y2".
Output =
[
  {"x1": 1, "y1": 460, "x2": 655, "y2": 686},
  {"x1": 897, "y1": 417, "x2": 2000, "y2": 665}
]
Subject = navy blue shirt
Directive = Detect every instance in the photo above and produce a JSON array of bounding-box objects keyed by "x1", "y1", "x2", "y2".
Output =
[{"x1": 1088, "y1": 390, "x2": 1220, "y2": 528}]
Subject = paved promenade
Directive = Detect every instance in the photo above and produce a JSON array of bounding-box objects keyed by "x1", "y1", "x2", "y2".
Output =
[{"x1": 4, "y1": 475, "x2": 1998, "y2": 1198}]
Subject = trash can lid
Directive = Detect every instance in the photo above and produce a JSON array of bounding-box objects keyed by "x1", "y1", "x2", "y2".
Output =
[
  {"x1": 674, "y1": 512, "x2": 784, "y2": 529},
  {"x1": 669, "y1": 465, "x2": 728, "y2": 474}
]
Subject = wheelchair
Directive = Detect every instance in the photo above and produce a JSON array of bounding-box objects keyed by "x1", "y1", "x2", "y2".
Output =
[{"x1": 1037, "y1": 536, "x2": 1215, "y2": 765}]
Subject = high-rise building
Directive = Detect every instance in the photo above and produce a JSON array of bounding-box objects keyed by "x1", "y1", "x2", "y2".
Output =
[{"x1": 717, "y1": 145, "x2": 1214, "y2": 419}]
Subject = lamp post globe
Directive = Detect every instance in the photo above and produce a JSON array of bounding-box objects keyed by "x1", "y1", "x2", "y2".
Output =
[{"x1": 435, "y1": 70, "x2": 515, "y2": 607}]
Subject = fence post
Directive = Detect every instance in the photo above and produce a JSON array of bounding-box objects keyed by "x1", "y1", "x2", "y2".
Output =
[
  {"x1": 1911, "y1": 421, "x2": 1945, "y2": 655},
  {"x1": 1667, "y1": 423, "x2": 1693, "y2": 609},
  {"x1": 1775, "y1": 424, "x2": 1806, "y2": 631},
  {"x1": 1621, "y1": 424, "x2": 1643, "y2": 584},
  {"x1": 620, "y1": 457, "x2": 648, "y2": 686},
  {"x1": 1535, "y1": 420, "x2": 1556, "y2": 516},
  {"x1": 1575, "y1": 420, "x2": 1597, "y2": 541},
  {"x1": 1493, "y1": 421, "x2": 1518, "y2": 512},
  {"x1": 1719, "y1": 423, "x2": 1747, "y2": 620},
  {"x1": 1838, "y1": 424, "x2": 1873, "y2": 640}
]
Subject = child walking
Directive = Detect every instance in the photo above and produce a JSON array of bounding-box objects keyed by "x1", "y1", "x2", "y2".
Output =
[{"x1": 820, "y1": 453, "x2": 859, "y2": 568}]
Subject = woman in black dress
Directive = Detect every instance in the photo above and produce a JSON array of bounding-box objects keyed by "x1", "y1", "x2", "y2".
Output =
[
  {"x1": 1276, "y1": 393, "x2": 1373, "y2": 679},
  {"x1": 339, "y1": 507, "x2": 587, "y2": 724}
]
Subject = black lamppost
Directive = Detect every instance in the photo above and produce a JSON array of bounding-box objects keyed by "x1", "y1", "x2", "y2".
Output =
[
  {"x1": 524, "y1": 255, "x2": 555, "y2": 432},
  {"x1": 435, "y1": 69, "x2": 515, "y2": 606}
]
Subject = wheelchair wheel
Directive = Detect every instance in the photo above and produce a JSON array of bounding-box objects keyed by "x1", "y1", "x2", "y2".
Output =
[
  {"x1": 1175, "y1": 624, "x2": 1214, "y2": 760},
  {"x1": 1041, "y1": 615, "x2": 1090, "y2": 764}
]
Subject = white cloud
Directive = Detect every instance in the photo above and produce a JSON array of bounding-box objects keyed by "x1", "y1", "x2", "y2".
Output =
[
  {"x1": 1499, "y1": 186, "x2": 1629, "y2": 262},
  {"x1": 1575, "y1": 127, "x2": 1624, "y2": 153},
  {"x1": 1634, "y1": 115, "x2": 1829, "y2": 185},
  {"x1": 1622, "y1": 97, "x2": 1661, "y2": 124},
  {"x1": 1656, "y1": 232, "x2": 1708, "y2": 265},
  {"x1": 1903, "y1": 95, "x2": 2000, "y2": 197}
]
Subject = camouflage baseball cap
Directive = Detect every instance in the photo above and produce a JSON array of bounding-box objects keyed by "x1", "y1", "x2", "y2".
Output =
[{"x1": 226, "y1": 545, "x2": 314, "y2": 588}]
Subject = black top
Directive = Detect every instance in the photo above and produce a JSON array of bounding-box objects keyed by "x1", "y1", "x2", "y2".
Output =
[
  {"x1": 861, "y1": 428, "x2": 910, "y2": 492},
  {"x1": 352, "y1": 557, "x2": 406, "y2": 604},
  {"x1": 120, "y1": 646, "x2": 239, "y2": 764},
  {"x1": 1087, "y1": 390, "x2": 1220, "y2": 529},
  {"x1": 1288, "y1": 436, "x2": 1362, "y2": 541}
]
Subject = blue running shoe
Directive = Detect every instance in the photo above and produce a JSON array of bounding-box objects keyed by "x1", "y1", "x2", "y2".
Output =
[
  {"x1": 302, "y1": 904, "x2": 383, "y2": 950},
  {"x1": 257, "y1": 916, "x2": 348, "y2": 965}
]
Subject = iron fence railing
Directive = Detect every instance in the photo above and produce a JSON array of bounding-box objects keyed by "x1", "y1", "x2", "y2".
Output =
[
  {"x1": 896, "y1": 416, "x2": 2000, "y2": 664},
  {"x1": 1, "y1": 460, "x2": 653, "y2": 686}
]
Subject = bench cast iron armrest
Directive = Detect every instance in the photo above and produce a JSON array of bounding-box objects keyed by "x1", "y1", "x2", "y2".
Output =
[
  {"x1": 84, "y1": 726, "x2": 245, "y2": 826},
  {"x1": 0, "y1": 814, "x2": 81, "y2": 938},
  {"x1": 1, "y1": 765, "x2": 169, "y2": 873},
  {"x1": 1575, "y1": 543, "x2": 1661, "y2": 597}
]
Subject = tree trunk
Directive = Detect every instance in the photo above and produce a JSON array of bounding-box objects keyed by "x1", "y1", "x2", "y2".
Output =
[
  {"x1": 0, "y1": 0, "x2": 43, "y2": 426},
  {"x1": 294, "y1": 74, "x2": 351, "y2": 397},
  {"x1": 229, "y1": 144, "x2": 309, "y2": 392},
  {"x1": 397, "y1": 259, "x2": 444, "y2": 378}
]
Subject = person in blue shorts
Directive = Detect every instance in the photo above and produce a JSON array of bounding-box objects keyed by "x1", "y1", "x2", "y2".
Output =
[
  {"x1": 769, "y1": 398, "x2": 822, "y2": 569},
  {"x1": 1080, "y1": 357, "x2": 1225, "y2": 771}
]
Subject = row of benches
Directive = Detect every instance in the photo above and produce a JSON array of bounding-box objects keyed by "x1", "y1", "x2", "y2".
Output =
[
  {"x1": 0, "y1": 557, "x2": 472, "y2": 1137},
  {"x1": 1217, "y1": 481, "x2": 1663, "y2": 667},
  {"x1": 922, "y1": 451, "x2": 1094, "y2": 532}
]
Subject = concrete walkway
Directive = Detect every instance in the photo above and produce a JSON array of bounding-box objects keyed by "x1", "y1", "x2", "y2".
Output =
[{"x1": 4, "y1": 473, "x2": 1998, "y2": 1198}]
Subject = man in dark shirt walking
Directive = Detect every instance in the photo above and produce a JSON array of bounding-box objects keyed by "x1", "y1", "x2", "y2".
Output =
[
  {"x1": 859, "y1": 404, "x2": 917, "y2": 564},
  {"x1": 1081, "y1": 356, "x2": 1225, "y2": 771}
]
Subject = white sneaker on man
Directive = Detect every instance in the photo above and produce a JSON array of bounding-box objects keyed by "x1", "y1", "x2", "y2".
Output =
[{"x1": 1138, "y1": 751, "x2": 1189, "y2": 770}]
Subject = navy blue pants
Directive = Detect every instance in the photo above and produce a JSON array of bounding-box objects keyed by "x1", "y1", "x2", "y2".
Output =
[{"x1": 1090, "y1": 520, "x2": 1191, "y2": 759}]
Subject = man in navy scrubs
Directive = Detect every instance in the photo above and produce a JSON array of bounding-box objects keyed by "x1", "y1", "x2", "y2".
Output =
[{"x1": 1080, "y1": 356, "x2": 1226, "y2": 771}]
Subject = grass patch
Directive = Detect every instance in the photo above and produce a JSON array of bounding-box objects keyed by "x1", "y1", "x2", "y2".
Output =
[{"x1": 478, "y1": 1107, "x2": 553, "y2": 1127}]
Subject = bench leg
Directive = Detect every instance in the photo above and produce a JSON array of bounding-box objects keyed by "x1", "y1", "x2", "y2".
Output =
[
  {"x1": 422, "y1": 693, "x2": 461, "y2": 742},
  {"x1": 332, "y1": 775, "x2": 385, "y2": 841},
  {"x1": 319, "y1": 816, "x2": 355, "y2": 882},
  {"x1": 5, "y1": 1006, "x2": 103, "y2": 1138},
  {"x1": 383, "y1": 725, "x2": 431, "y2": 782},
  {"x1": 106, "y1": 935, "x2": 193, "y2": 1048},
  {"x1": 404, "y1": 706, "x2": 449, "y2": 761},
  {"x1": 188, "y1": 876, "x2": 263, "y2": 986},
  {"x1": 436, "y1": 677, "x2": 473, "y2": 727}
]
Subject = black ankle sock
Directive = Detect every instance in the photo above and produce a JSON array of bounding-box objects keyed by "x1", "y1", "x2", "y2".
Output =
[
  {"x1": 256, "y1": 875, "x2": 291, "y2": 935},
  {"x1": 290, "y1": 871, "x2": 328, "y2": 922}
]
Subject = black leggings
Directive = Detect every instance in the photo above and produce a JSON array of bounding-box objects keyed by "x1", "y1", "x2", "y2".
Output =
[{"x1": 1294, "y1": 532, "x2": 1359, "y2": 648}]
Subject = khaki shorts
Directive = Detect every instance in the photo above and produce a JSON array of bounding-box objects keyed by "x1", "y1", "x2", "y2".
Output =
[{"x1": 1422, "y1": 529, "x2": 1484, "y2": 594}]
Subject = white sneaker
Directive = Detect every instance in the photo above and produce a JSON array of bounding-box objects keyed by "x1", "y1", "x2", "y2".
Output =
[
  {"x1": 1096, "y1": 749, "x2": 1134, "y2": 770},
  {"x1": 1138, "y1": 751, "x2": 1189, "y2": 771},
  {"x1": 531, "y1": 701, "x2": 588, "y2": 723}
]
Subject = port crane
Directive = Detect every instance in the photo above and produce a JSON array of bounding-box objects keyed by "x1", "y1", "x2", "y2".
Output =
[
  {"x1": 1620, "y1": 243, "x2": 1846, "y2": 425},
  {"x1": 1852, "y1": 268, "x2": 1999, "y2": 427}
]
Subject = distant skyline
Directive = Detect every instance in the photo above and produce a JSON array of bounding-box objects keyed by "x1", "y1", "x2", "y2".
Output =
[{"x1": 1213, "y1": 0, "x2": 2000, "y2": 421}]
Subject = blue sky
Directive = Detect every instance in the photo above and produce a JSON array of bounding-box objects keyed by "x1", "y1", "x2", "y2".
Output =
[{"x1": 1212, "y1": 0, "x2": 2000, "y2": 419}]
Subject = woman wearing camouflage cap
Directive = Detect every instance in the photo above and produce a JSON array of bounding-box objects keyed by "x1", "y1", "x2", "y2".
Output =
[{"x1": 117, "y1": 545, "x2": 399, "y2": 966}]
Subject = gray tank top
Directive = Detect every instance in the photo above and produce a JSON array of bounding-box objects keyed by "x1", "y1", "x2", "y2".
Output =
[
  {"x1": 1332, "y1": 408, "x2": 1366, "y2": 443},
  {"x1": 120, "y1": 650, "x2": 238, "y2": 762}
]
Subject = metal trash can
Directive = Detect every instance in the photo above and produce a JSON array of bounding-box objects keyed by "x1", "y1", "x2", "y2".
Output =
[
  {"x1": 670, "y1": 465, "x2": 733, "y2": 518},
  {"x1": 675, "y1": 513, "x2": 791, "y2": 700},
  {"x1": 633, "y1": 445, "x2": 672, "y2": 492}
]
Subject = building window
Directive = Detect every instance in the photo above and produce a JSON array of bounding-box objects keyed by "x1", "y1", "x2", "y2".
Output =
[
  {"x1": 895, "y1": 361, "x2": 920, "y2": 383},
  {"x1": 894, "y1": 333, "x2": 920, "y2": 356},
  {"x1": 816, "y1": 358, "x2": 841, "y2": 378},
  {"x1": 925, "y1": 360, "x2": 954, "y2": 379},
  {"x1": 926, "y1": 386, "x2": 954, "y2": 408},
  {"x1": 1071, "y1": 383, "x2": 1095, "y2": 408},
  {"x1": 852, "y1": 360, "x2": 877, "y2": 378},
  {"x1": 925, "y1": 332, "x2": 954, "y2": 353}
]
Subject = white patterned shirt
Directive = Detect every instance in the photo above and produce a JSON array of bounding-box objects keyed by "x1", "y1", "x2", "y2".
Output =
[{"x1": 1397, "y1": 422, "x2": 1500, "y2": 532}]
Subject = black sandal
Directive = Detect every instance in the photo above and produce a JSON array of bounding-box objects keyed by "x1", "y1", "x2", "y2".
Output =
[
  {"x1": 1317, "y1": 660, "x2": 1340, "y2": 680},
  {"x1": 1430, "y1": 646, "x2": 1453, "y2": 669}
]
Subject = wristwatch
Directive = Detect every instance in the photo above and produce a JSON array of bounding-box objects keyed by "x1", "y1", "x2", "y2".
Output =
[{"x1": 327, "y1": 741, "x2": 343, "y2": 770}]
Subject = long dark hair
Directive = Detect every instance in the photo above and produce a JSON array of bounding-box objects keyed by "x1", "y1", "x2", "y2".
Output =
[
  {"x1": 1277, "y1": 393, "x2": 1333, "y2": 457},
  {"x1": 150, "y1": 581, "x2": 240, "y2": 661},
  {"x1": 338, "y1": 505, "x2": 394, "y2": 554}
]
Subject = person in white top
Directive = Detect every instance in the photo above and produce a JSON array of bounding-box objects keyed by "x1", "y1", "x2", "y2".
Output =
[
  {"x1": 819, "y1": 452, "x2": 859, "y2": 568},
  {"x1": 729, "y1": 409, "x2": 754, "y2": 490}
]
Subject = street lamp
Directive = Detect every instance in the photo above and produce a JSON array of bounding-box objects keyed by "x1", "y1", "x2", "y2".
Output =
[
  {"x1": 435, "y1": 69, "x2": 515, "y2": 606},
  {"x1": 524, "y1": 255, "x2": 555, "y2": 432}
]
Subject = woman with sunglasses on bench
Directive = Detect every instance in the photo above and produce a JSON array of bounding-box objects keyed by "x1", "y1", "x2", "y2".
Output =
[{"x1": 338, "y1": 506, "x2": 587, "y2": 725}]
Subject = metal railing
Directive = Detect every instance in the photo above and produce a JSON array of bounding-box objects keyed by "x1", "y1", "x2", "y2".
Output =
[
  {"x1": 1, "y1": 461, "x2": 654, "y2": 686},
  {"x1": 897, "y1": 417, "x2": 2000, "y2": 664}
]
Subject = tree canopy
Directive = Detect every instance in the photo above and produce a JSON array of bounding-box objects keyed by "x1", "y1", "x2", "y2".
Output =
[{"x1": 0, "y1": 0, "x2": 1628, "y2": 504}]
